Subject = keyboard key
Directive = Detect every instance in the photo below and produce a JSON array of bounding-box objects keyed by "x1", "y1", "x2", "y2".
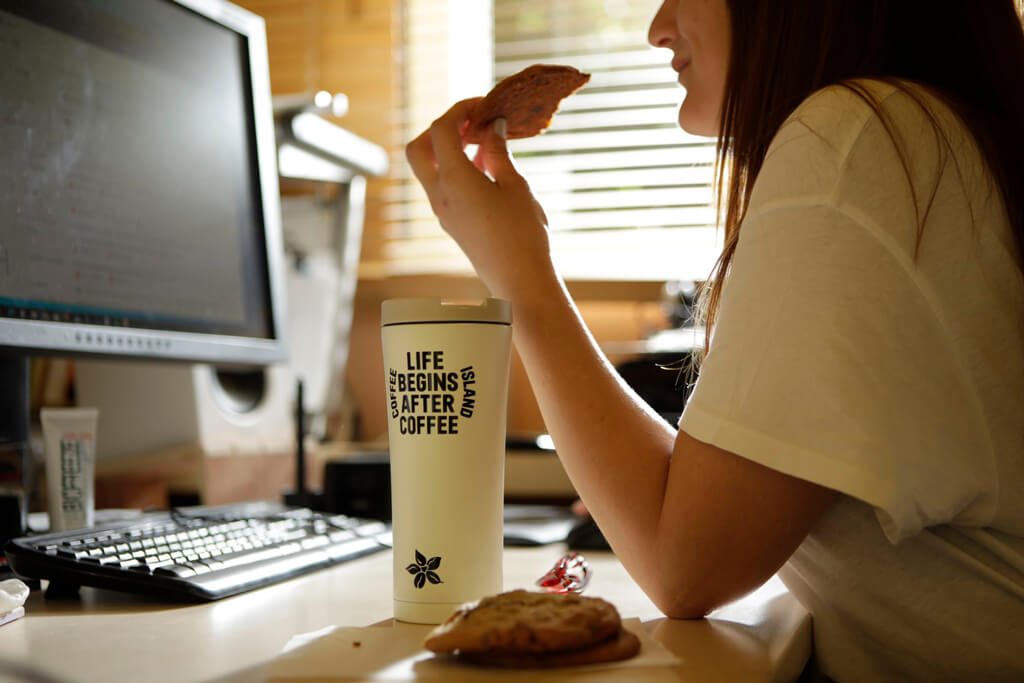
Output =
[
  {"x1": 154, "y1": 564, "x2": 197, "y2": 578},
  {"x1": 328, "y1": 530, "x2": 355, "y2": 543},
  {"x1": 326, "y1": 537, "x2": 379, "y2": 561},
  {"x1": 301, "y1": 536, "x2": 330, "y2": 550},
  {"x1": 354, "y1": 521, "x2": 388, "y2": 537},
  {"x1": 328, "y1": 515, "x2": 356, "y2": 528},
  {"x1": 216, "y1": 545, "x2": 296, "y2": 570}
]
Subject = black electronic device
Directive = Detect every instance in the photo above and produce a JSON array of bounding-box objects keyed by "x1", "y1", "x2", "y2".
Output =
[
  {"x1": 0, "y1": 0, "x2": 288, "y2": 462},
  {"x1": 322, "y1": 452, "x2": 392, "y2": 520},
  {"x1": 4, "y1": 501, "x2": 390, "y2": 601},
  {"x1": 566, "y1": 516, "x2": 611, "y2": 551},
  {"x1": 0, "y1": 0, "x2": 287, "y2": 370}
]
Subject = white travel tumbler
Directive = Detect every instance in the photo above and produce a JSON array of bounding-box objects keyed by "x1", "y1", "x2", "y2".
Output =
[{"x1": 381, "y1": 298, "x2": 512, "y2": 624}]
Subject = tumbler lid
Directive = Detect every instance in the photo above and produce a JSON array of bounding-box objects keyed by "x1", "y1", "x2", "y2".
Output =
[{"x1": 381, "y1": 298, "x2": 511, "y2": 326}]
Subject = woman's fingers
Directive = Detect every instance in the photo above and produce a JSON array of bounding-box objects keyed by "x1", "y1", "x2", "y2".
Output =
[
  {"x1": 472, "y1": 118, "x2": 503, "y2": 175},
  {"x1": 473, "y1": 118, "x2": 547, "y2": 226},
  {"x1": 475, "y1": 117, "x2": 518, "y2": 185},
  {"x1": 428, "y1": 98, "x2": 482, "y2": 179},
  {"x1": 407, "y1": 97, "x2": 483, "y2": 189},
  {"x1": 405, "y1": 126, "x2": 438, "y2": 188},
  {"x1": 408, "y1": 97, "x2": 490, "y2": 210}
]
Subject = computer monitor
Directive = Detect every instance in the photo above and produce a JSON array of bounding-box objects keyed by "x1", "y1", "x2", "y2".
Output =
[{"x1": 0, "y1": 0, "x2": 287, "y2": 436}]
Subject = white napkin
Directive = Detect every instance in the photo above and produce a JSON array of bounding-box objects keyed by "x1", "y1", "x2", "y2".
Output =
[
  {"x1": 0, "y1": 579, "x2": 29, "y2": 627},
  {"x1": 0, "y1": 579, "x2": 29, "y2": 614},
  {"x1": 268, "y1": 618, "x2": 679, "y2": 681}
]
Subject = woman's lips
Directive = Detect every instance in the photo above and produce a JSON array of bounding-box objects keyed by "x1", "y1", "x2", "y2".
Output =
[{"x1": 672, "y1": 58, "x2": 690, "y2": 73}]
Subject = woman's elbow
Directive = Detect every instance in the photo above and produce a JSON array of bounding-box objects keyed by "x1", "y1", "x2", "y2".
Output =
[
  {"x1": 652, "y1": 591, "x2": 715, "y2": 620},
  {"x1": 648, "y1": 553, "x2": 742, "y2": 619},
  {"x1": 647, "y1": 575, "x2": 718, "y2": 620}
]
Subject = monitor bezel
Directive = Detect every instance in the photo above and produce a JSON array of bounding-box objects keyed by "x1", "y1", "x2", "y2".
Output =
[{"x1": 0, "y1": 0, "x2": 288, "y2": 368}]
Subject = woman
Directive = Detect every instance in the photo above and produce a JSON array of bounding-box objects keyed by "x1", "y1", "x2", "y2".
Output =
[{"x1": 405, "y1": 1, "x2": 1024, "y2": 680}]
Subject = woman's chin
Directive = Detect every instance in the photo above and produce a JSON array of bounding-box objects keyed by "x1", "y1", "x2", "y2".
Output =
[{"x1": 677, "y1": 105, "x2": 718, "y2": 138}]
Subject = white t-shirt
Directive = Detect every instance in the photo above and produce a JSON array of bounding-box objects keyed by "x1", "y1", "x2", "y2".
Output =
[{"x1": 680, "y1": 80, "x2": 1024, "y2": 681}]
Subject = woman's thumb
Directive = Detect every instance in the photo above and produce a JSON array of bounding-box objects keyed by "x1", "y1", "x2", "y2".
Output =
[{"x1": 478, "y1": 117, "x2": 520, "y2": 183}]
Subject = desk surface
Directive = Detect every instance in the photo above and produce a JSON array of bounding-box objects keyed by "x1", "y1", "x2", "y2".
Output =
[{"x1": 0, "y1": 546, "x2": 810, "y2": 683}]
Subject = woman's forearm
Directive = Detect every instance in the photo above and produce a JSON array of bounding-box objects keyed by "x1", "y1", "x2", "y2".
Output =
[{"x1": 498, "y1": 263, "x2": 678, "y2": 593}]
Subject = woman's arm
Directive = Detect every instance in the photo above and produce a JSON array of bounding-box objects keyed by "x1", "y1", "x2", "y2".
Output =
[
  {"x1": 406, "y1": 100, "x2": 837, "y2": 617},
  {"x1": 509, "y1": 270, "x2": 836, "y2": 617}
]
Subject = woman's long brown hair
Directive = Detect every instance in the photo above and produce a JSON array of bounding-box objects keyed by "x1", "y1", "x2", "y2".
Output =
[{"x1": 699, "y1": 1, "x2": 1024, "y2": 353}]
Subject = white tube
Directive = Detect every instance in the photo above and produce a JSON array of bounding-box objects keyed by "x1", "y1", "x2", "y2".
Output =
[{"x1": 40, "y1": 407, "x2": 98, "y2": 532}]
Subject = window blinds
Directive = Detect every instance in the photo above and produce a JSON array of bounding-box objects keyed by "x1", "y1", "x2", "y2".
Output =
[{"x1": 384, "y1": 0, "x2": 722, "y2": 281}]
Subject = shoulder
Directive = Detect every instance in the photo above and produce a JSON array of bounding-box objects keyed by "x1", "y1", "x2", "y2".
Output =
[
  {"x1": 778, "y1": 79, "x2": 947, "y2": 149},
  {"x1": 750, "y1": 79, "x2": 968, "y2": 215},
  {"x1": 765, "y1": 79, "x2": 946, "y2": 168}
]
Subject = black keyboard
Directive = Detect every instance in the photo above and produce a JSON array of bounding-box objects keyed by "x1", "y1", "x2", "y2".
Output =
[{"x1": 3, "y1": 501, "x2": 391, "y2": 602}]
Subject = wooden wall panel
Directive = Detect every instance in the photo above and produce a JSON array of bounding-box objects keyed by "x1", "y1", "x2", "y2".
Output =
[{"x1": 234, "y1": 0, "x2": 401, "y2": 263}]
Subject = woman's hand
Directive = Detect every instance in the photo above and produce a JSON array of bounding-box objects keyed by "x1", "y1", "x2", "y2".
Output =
[{"x1": 405, "y1": 98, "x2": 552, "y2": 299}]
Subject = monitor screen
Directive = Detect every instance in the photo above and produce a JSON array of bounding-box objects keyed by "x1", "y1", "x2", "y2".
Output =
[{"x1": 0, "y1": 0, "x2": 286, "y2": 366}]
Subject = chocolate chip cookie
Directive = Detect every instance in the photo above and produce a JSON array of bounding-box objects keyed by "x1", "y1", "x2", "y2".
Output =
[{"x1": 464, "y1": 64, "x2": 590, "y2": 143}]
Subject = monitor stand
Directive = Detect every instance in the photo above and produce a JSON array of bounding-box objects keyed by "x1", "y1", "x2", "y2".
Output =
[
  {"x1": 0, "y1": 355, "x2": 30, "y2": 455},
  {"x1": 0, "y1": 356, "x2": 31, "y2": 544}
]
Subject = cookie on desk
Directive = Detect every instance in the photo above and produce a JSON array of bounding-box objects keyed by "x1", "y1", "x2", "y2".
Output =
[
  {"x1": 463, "y1": 64, "x2": 590, "y2": 143},
  {"x1": 423, "y1": 589, "x2": 622, "y2": 655},
  {"x1": 459, "y1": 627, "x2": 641, "y2": 669}
]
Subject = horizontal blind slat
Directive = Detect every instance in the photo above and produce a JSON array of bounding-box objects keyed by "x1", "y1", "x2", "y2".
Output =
[
  {"x1": 384, "y1": 166, "x2": 714, "y2": 203},
  {"x1": 383, "y1": 227, "x2": 721, "y2": 281},
  {"x1": 492, "y1": 3, "x2": 654, "y2": 24},
  {"x1": 508, "y1": 128, "x2": 707, "y2": 153},
  {"x1": 547, "y1": 206, "x2": 716, "y2": 230},
  {"x1": 496, "y1": 48, "x2": 669, "y2": 75},
  {"x1": 383, "y1": 208, "x2": 718, "y2": 236},
  {"x1": 505, "y1": 165, "x2": 716, "y2": 189},
  {"x1": 386, "y1": 145, "x2": 718, "y2": 182},
  {"x1": 384, "y1": 186, "x2": 713, "y2": 222},
  {"x1": 494, "y1": 32, "x2": 641, "y2": 58},
  {"x1": 546, "y1": 106, "x2": 683, "y2": 131},
  {"x1": 383, "y1": 202, "x2": 716, "y2": 237},
  {"x1": 494, "y1": 64, "x2": 677, "y2": 89},
  {"x1": 557, "y1": 87, "x2": 681, "y2": 111},
  {"x1": 515, "y1": 145, "x2": 718, "y2": 171}
]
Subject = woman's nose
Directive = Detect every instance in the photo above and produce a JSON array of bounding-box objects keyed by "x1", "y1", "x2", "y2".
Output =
[{"x1": 648, "y1": 0, "x2": 677, "y2": 48}]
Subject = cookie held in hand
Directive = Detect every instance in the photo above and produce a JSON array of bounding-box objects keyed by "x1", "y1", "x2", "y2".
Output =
[
  {"x1": 464, "y1": 64, "x2": 591, "y2": 143},
  {"x1": 424, "y1": 589, "x2": 621, "y2": 654}
]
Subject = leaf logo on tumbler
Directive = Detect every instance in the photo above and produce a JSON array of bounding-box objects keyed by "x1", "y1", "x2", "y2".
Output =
[{"x1": 407, "y1": 549, "x2": 443, "y2": 589}]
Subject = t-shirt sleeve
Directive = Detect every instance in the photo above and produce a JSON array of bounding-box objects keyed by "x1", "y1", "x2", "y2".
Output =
[{"x1": 679, "y1": 86, "x2": 995, "y2": 544}]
